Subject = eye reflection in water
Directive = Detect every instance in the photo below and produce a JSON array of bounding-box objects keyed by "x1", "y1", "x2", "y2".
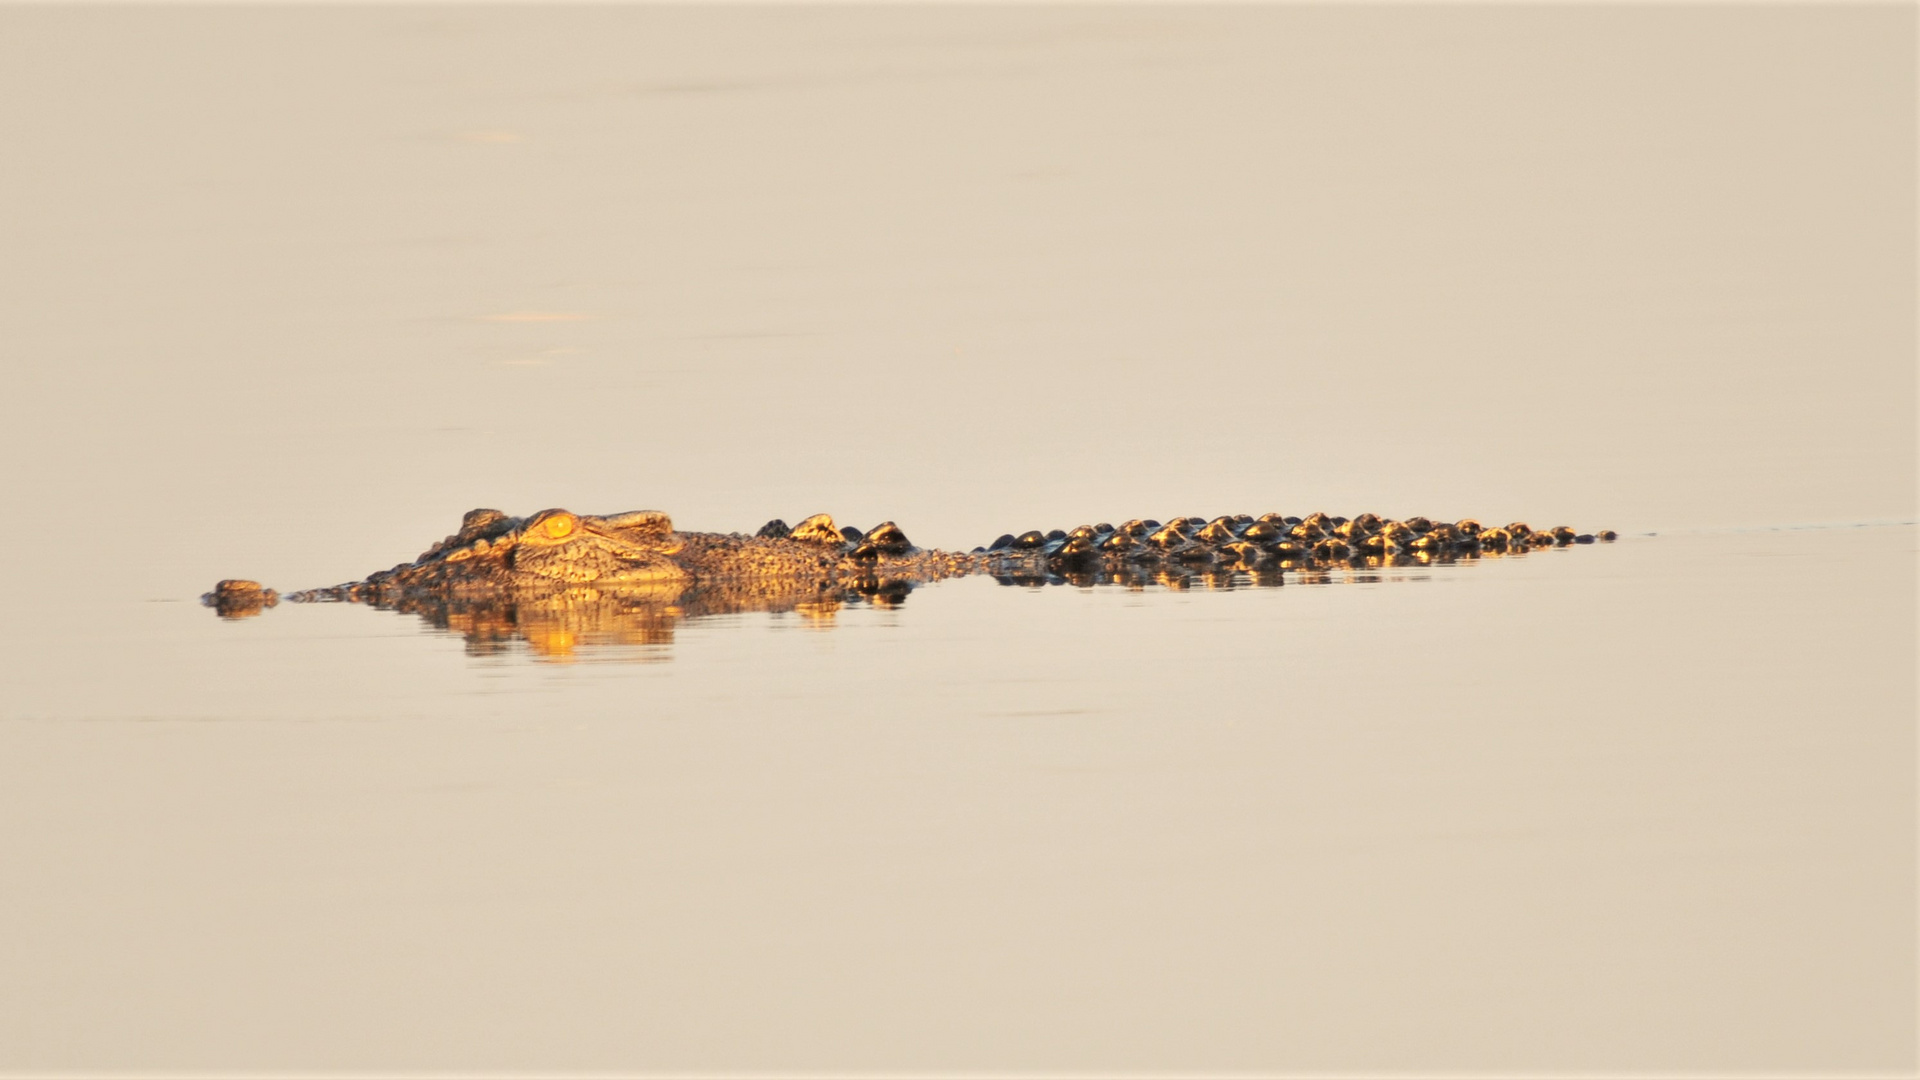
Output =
[{"x1": 347, "y1": 577, "x2": 916, "y2": 661}]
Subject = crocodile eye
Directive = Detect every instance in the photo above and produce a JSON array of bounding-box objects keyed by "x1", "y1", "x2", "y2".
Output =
[{"x1": 543, "y1": 513, "x2": 576, "y2": 539}]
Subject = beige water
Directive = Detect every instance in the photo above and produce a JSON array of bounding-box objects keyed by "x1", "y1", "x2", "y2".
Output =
[{"x1": 0, "y1": 6, "x2": 1914, "y2": 1075}]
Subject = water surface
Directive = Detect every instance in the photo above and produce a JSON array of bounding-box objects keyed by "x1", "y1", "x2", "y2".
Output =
[{"x1": 0, "y1": 6, "x2": 1913, "y2": 1075}]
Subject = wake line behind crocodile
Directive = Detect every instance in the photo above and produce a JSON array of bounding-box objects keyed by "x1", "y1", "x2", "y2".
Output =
[{"x1": 203, "y1": 507, "x2": 1615, "y2": 618}]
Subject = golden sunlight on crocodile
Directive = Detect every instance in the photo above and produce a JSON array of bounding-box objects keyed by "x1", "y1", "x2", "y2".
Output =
[{"x1": 203, "y1": 506, "x2": 1616, "y2": 657}]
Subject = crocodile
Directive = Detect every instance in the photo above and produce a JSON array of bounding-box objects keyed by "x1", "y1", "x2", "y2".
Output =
[{"x1": 204, "y1": 507, "x2": 1614, "y2": 655}]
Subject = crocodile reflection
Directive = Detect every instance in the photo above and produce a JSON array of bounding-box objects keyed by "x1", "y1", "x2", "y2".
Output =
[
  {"x1": 320, "y1": 554, "x2": 1501, "y2": 661},
  {"x1": 369, "y1": 577, "x2": 918, "y2": 660},
  {"x1": 205, "y1": 507, "x2": 1615, "y2": 660}
]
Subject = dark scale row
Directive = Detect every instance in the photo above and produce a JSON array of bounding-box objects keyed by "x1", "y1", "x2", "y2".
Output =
[{"x1": 977, "y1": 513, "x2": 1616, "y2": 571}]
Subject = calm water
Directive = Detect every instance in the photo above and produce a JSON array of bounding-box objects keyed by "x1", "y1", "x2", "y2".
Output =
[{"x1": 1, "y1": 7, "x2": 1914, "y2": 1075}]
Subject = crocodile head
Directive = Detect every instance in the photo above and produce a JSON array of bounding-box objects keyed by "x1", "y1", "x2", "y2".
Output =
[{"x1": 435, "y1": 507, "x2": 691, "y2": 586}]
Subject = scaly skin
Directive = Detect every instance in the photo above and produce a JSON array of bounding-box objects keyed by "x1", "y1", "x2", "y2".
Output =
[
  {"x1": 203, "y1": 509, "x2": 980, "y2": 618},
  {"x1": 202, "y1": 508, "x2": 1617, "y2": 637}
]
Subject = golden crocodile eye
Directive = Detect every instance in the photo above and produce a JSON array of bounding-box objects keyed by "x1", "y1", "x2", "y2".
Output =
[{"x1": 544, "y1": 513, "x2": 576, "y2": 539}]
